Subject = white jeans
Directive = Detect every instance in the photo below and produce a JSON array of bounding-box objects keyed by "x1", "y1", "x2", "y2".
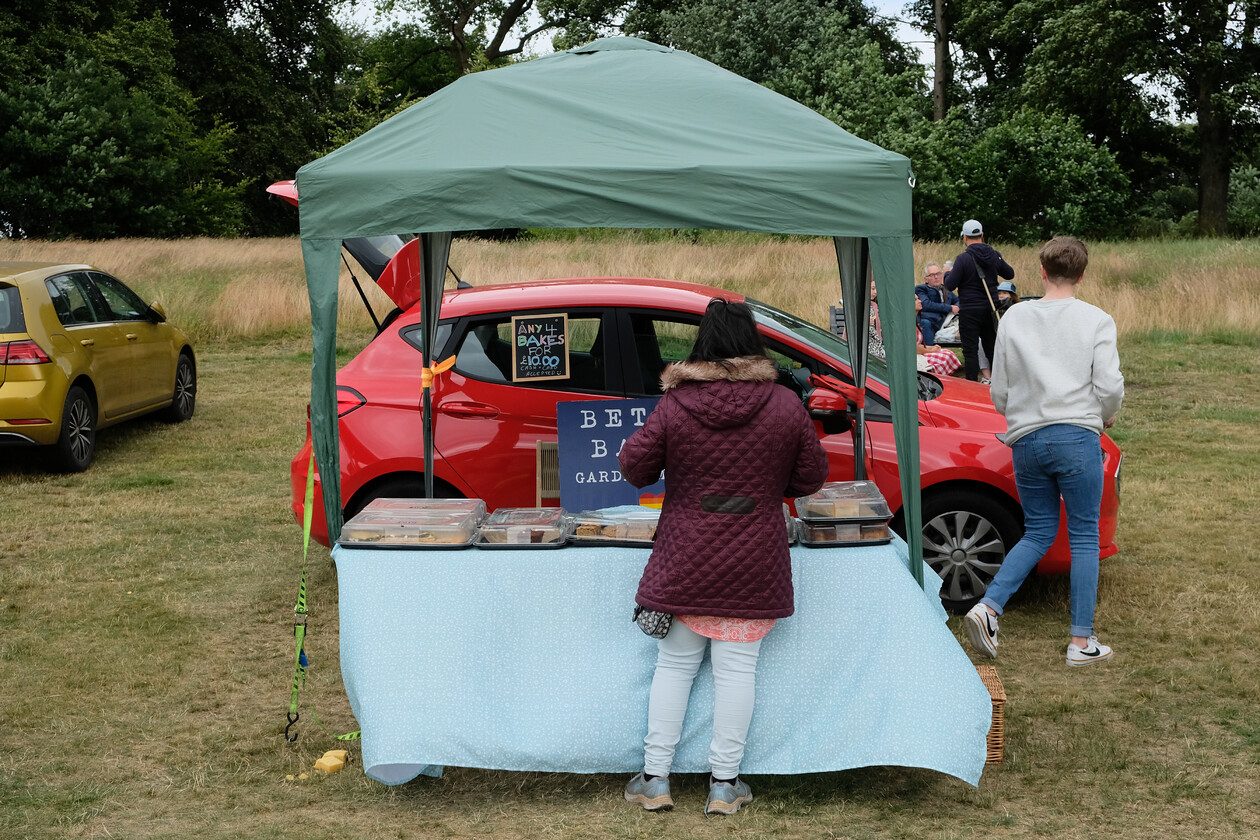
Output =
[{"x1": 642, "y1": 621, "x2": 763, "y2": 779}]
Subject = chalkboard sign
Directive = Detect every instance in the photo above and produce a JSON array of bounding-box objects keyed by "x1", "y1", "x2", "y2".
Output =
[
  {"x1": 556, "y1": 398, "x2": 665, "y2": 512},
  {"x1": 511, "y1": 313, "x2": 569, "y2": 382}
]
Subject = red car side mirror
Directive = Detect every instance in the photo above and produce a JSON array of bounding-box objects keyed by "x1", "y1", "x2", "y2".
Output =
[{"x1": 807, "y1": 388, "x2": 853, "y2": 434}]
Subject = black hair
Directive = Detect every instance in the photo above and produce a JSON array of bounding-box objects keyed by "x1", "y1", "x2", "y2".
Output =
[{"x1": 686, "y1": 298, "x2": 766, "y2": 363}]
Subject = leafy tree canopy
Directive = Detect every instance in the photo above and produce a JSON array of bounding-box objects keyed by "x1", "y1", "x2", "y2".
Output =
[
  {"x1": 376, "y1": 0, "x2": 629, "y2": 72},
  {"x1": 0, "y1": 58, "x2": 240, "y2": 238},
  {"x1": 907, "y1": 0, "x2": 1260, "y2": 236},
  {"x1": 625, "y1": 0, "x2": 927, "y2": 144},
  {"x1": 4, "y1": 0, "x2": 1258, "y2": 240},
  {"x1": 965, "y1": 107, "x2": 1130, "y2": 245}
]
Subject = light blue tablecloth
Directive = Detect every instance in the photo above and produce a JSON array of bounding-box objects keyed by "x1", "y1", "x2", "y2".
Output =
[{"x1": 332, "y1": 537, "x2": 992, "y2": 786}]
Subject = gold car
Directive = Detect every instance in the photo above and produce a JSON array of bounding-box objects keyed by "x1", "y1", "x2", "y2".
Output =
[{"x1": 0, "y1": 262, "x2": 195, "y2": 471}]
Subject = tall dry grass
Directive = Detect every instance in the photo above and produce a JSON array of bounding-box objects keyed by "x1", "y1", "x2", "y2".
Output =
[
  {"x1": 3, "y1": 234, "x2": 1257, "y2": 343},
  {"x1": 1086, "y1": 239, "x2": 1260, "y2": 336},
  {"x1": 0, "y1": 237, "x2": 393, "y2": 341}
]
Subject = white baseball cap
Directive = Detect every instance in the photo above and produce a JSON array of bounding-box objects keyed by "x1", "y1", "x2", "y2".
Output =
[{"x1": 961, "y1": 219, "x2": 983, "y2": 236}]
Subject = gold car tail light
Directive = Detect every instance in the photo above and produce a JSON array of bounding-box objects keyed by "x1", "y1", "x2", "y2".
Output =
[{"x1": 1, "y1": 340, "x2": 52, "y2": 365}]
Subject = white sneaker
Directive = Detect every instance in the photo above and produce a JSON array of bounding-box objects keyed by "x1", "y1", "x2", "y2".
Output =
[
  {"x1": 1066, "y1": 636, "x2": 1113, "y2": 667},
  {"x1": 964, "y1": 603, "x2": 999, "y2": 658}
]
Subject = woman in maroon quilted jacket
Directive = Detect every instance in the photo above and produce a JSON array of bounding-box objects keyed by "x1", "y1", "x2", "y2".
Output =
[{"x1": 618, "y1": 298, "x2": 828, "y2": 815}]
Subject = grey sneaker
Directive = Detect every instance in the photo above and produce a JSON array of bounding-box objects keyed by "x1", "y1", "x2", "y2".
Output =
[
  {"x1": 964, "y1": 603, "x2": 999, "y2": 658},
  {"x1": 624, "y1": 772, "x2": 673, "y2": 811},
  {"x1": 1066, "y1": 636, "x2": 1113, "y2": 667},
  {"x1": 704, "y1": 777, "x2": 753, "y2": 815}
]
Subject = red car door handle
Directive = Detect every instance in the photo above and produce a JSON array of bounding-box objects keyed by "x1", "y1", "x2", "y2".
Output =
[{"x1": 438, "y1": 401, "x2": 500, "y2": 419}]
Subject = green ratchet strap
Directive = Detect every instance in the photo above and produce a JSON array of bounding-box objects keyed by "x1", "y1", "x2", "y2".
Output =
[
  {"x1": 285, "y1": 454, "x2": 362, "y2": 745},
  {"x1": 307, "y1": 706, "x2": 361, "y2": 742},
  {"x1": 285, "y1": 453, "x2": 315, "y2": 742}
]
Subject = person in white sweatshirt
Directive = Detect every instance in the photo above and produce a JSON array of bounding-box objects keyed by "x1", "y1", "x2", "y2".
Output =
[{"x1": 964, "y1": 236, "x2": 1124, "y2": 667}]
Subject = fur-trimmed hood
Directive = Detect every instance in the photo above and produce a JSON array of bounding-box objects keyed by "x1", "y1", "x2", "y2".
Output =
[
  {"x1": 660, "y1": 356, "x2": 778, "y2": 430},
  {"x1": 660, "y1": 356, "x2": 778, "y2": 390}
]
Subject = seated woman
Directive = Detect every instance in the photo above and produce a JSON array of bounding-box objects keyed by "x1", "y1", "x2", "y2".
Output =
[
  {"x1": 862, "y1": 287, "x2": 959, "y2": 377},
  {"x1": 867, "y1": 280, "x2": 885, "y2": 358}
]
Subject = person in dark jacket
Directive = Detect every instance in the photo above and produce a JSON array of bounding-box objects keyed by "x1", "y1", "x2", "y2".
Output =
[
  {"x1": 944, "y1": 219, "x2": 1015, "y2": 382},
  {"x1": 915, "y1": 261, "x2": 959, "y2": 346},
  {"x1": 618, "y1": 298, "x2": 828, "y2": 816}
]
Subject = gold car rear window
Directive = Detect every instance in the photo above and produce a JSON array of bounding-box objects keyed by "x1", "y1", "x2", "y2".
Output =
[{"x1": 0, "y1": 285, "x2": 25, "y2": 332}]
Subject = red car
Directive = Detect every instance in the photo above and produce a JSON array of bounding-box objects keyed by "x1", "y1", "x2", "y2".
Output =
[{"x1": 289, "y1": 238, "x2": 1121, "y2": 610}]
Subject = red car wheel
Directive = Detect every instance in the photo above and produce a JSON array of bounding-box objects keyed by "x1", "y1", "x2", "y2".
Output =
[{"x1": 919, "y1": 488, "x2": 1022, "y2": 612}]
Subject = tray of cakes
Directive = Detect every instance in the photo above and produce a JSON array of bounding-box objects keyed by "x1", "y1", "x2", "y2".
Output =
[
  {"x1": 474, "y1": 507, "x2": 573, "y2": 548},
  {"x1": 337, "y1": 498, "x2": 487, "y2": 549},
  {"x1": 794, "y1": 481, "x2": 893, "y2": 547},
  {"x1": 570, "y1": 506, "x2": 661, "y2": 547}
]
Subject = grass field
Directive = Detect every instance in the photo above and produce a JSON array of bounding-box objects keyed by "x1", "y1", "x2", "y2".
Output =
[{"x1": 2, "y1": 235, "x2": 1259, "y2": 839}]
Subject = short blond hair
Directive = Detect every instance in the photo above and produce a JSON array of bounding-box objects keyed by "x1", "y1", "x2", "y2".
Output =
[{"x1": 1039, "y1": 236, "x2": 1088, "y2": 283}]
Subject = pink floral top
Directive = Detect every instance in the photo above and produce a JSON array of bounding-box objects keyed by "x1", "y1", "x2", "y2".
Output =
[{"x1": 677, "y1": 615, "x2": 776, "y2": 642}]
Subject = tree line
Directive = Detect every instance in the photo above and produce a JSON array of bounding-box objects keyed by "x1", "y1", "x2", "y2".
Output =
[{"x1": 1, "y1": 0, "x2": 1256, "y2": 243}]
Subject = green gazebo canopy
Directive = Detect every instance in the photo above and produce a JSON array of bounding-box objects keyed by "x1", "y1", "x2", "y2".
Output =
[{"x1": 296, "y1": 37, "x2": 924, "y2": 582}]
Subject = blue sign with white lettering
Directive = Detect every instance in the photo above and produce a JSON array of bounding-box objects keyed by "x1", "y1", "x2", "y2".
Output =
[{"x1": 556, "y1": 398, "x2": 664, "y2": 512}]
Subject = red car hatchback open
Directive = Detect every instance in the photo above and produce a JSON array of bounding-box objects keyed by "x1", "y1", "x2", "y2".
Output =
[{"x1": 288, "y1": 238, "x2": 1121, "y2": 611}]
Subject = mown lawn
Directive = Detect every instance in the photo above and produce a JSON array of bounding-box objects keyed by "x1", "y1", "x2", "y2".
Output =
[{"x1": 2, "y1": 235, "x2": 1259, "y2": 838}]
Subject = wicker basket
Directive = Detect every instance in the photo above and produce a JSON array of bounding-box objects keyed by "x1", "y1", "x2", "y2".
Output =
[{"x1": 976, "y1": 664, "x2": 1006, "y2": 764}]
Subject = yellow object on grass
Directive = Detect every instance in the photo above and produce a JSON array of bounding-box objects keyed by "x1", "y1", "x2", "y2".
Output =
[{"x1": 314, "y1": 750, "x2": 349, "y2": 773}]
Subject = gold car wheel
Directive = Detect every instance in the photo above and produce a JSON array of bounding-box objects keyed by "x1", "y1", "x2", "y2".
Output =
[
  {"x1": 164, "y1": 355, "x2": 196, "y2": 422},
  {"x1": 57, "y1": 386, "x2": 95, "y2": 472}
]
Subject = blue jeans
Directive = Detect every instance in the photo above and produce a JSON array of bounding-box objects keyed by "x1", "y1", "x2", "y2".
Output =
[
  {"x1": 981, "y1": 424, "x2": 1104, "y2": 638},
  {"x1": 919, "y1": 314, "x2": 942, "y2": 347}
]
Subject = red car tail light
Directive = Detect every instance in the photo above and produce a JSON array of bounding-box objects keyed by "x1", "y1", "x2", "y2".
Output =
[{"x1": 1, "y1": 340, "x2": 52, "y2": 364}]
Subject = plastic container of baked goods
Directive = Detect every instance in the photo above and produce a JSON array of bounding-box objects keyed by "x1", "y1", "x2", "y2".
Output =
[
  {"x1": 796, "y1": 518, "x2": 893, "y2": 546},
  {"x1": 570, "y1": 506, "x2": 660, "y2": 547},
  {"x1": 794, "y1": 481, "x2": 892, "y2": 547},
  {"x1": 795, "y1": 481, "x2": 890, "y2": 520},
  {"x1": 360, "y1": 497, "x2": 486, "y2": 518},
  {"x1": 337, "y1": 498, "x2": 487, "y2": 549},
  {"x1": 474, "y1": 507, "x2": 573, "y2": 548}
]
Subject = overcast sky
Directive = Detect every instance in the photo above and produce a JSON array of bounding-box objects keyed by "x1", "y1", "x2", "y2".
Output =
[{"x1": 869, "y1": 1, "x2": 932, "y2": 65}]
